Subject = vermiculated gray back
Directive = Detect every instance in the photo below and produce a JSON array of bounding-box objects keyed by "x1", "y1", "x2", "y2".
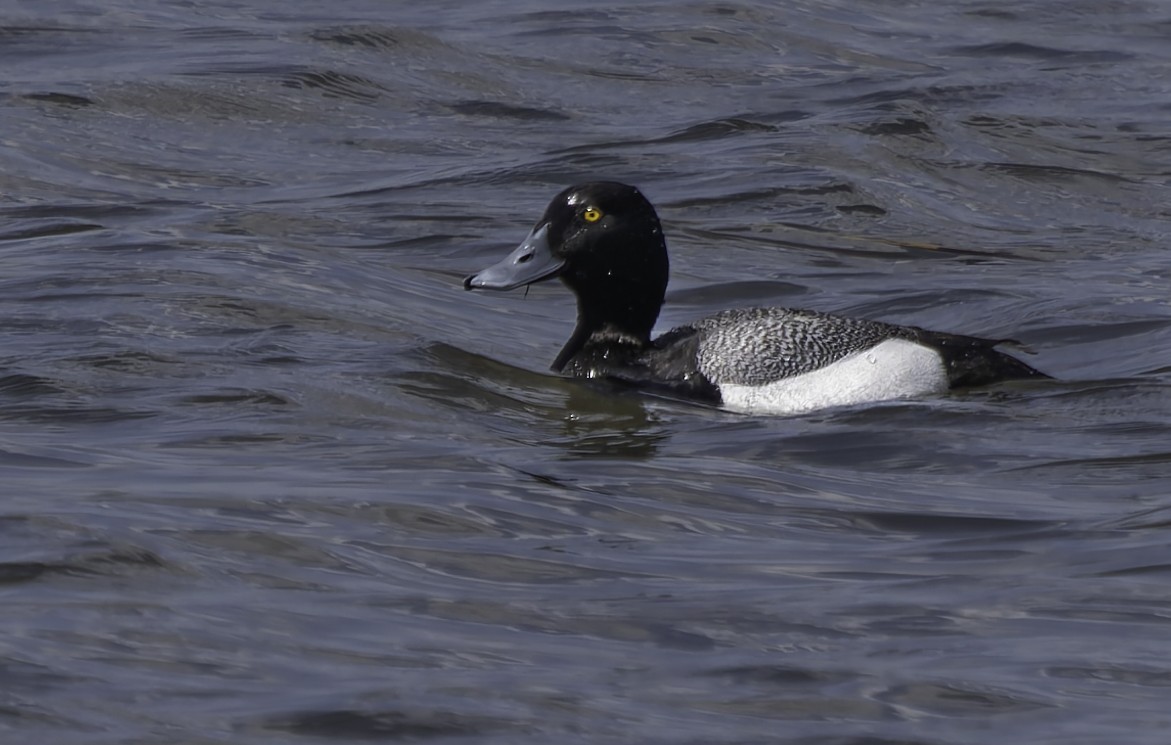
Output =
[{"x1": 693, "y1": 307, "x2": 913, "y2": 385}]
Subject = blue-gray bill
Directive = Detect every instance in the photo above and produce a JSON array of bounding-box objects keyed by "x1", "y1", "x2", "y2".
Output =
[{"x1": 464, "y1": 224, "x2": 565, "y2": 291}]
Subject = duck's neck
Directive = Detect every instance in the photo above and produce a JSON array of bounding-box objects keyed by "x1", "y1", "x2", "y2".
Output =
[{"x1": 551, "y1": 276, "x2": 663, "y2": 372}]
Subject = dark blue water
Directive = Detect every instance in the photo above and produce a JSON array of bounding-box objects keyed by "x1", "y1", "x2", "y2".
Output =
[{"x1": 2, "y1": 1, "x2": 1171, "y2": 743}]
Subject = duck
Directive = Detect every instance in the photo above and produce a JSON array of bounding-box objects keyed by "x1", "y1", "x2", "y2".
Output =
[{"x1": 464, "y1": 181, "x2": 1048, "y2": 415}]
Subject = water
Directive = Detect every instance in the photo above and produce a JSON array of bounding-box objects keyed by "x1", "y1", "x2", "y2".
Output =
[{"x1": 2, "y1": 1, "x2": 1170, "y2": 743}]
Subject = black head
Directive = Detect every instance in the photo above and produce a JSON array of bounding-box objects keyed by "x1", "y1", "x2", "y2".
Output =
[
  {"x1": 465, "y1": 182, "x2": 667, "y2": 293},
  {"x1": 465, "y1": 182, "x2": 670, "y2": 370},
  {"x1": 535, "y1": 181, "x2": 667, "y2": 297}
]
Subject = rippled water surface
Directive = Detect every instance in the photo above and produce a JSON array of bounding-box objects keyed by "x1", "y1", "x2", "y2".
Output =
[{"x1": 3, "y1": 1, "x2": 1171, "y2": 742}]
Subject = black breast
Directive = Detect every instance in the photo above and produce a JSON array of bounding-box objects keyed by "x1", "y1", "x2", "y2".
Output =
[{"x1": 561, "y1": 326, "x2": 721, "y2": 403}]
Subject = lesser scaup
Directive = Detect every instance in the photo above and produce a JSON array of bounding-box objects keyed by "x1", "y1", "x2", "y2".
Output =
[{"x1": 464, "y1": 181, "x2": 1048, "y2": 414}]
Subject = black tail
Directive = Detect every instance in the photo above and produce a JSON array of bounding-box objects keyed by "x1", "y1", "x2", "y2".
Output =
[{"x1": 916, "y1": 331, "x2": 1050, "y2": 389}]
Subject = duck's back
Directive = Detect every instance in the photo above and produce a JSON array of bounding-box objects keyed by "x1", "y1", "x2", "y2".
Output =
[
  {"x1": 663, "y1": 307, "x2": 1045, "y2": 415},
  {"x1": 677, "y1": 308, "x2": 933, "y2": 413},
  {"x1": 691, "y1": 308, "x2": 914, "y2": 384}
]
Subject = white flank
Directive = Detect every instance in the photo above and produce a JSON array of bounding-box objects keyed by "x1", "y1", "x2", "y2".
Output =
[{"x1": 716, "y1": 338, "x2": 949, "y2": 415}]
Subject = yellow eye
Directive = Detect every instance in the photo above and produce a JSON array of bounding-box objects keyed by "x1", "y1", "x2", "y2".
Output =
[{"x1": 583, "y1": 207, "x2": 603, "y2": 223}]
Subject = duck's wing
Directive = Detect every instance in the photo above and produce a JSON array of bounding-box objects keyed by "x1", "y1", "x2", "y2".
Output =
[
  {"x1": 691, "y1": 306, "x2": 1049, "y2": 388},
  {"x1": 691, "y1": 307, "x2": 909, "y2": 386}
]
